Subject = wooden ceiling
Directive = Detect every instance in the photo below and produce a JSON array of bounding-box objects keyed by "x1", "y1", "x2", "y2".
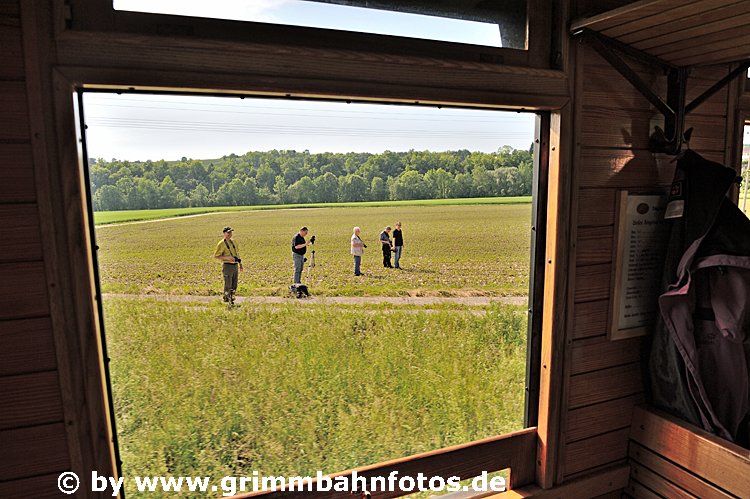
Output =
[{"x1": 570, "y1": 0, "x2": 750, "y2": 66}]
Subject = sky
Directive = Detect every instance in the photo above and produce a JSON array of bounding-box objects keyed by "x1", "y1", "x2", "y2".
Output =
[
  {"x1": 113, "y1": 0, "x2": 503, "y2": 47},
  {"x1": 82, "y1": 1, "x2": 533, "y2": 162},
  {"x1": 83, "y1": 94, "x2": 537, "y2": 161}
]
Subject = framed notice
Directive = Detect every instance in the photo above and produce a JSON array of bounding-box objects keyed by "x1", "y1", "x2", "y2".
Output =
[{"x1": 609, "y1": 191, "x2": 670, "y2": 341}]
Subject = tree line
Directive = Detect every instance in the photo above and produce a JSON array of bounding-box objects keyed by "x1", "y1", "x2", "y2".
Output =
[{"x1": 90, "y1": 146, "x2": 534, "y2": 211}]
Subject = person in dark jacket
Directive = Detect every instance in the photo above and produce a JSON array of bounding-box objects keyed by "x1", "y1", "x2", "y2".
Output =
[
  {"x1": 379, "y1": 226, "x2": 393, "y2": 268},
  {"x1": 291, "y1": 226, "x2": 311, "y2": 284},
  {"x1": 392, "y1": 222, "x2": 404, "y2": 269}
]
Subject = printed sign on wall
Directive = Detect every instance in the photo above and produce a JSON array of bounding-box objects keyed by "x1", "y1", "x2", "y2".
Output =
[{"x1": 609, "y1": 191, "x2": 670, "y2": 340}]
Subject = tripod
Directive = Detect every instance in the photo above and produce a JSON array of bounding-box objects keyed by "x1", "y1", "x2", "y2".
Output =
[{"x1": 305, "y1": 240, "x2": 316, "y2": 279}]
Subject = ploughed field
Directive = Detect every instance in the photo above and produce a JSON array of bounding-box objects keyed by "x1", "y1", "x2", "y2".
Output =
[{"x1": 96, "y1": 203, "x2": 532, "y2": 297}]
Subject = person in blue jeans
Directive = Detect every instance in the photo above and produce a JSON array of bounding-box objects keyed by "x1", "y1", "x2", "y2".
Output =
[
  {"x1": 291, "y1": 226, "x2": 310, "y2": 284},
  {"x1": 350, "y1": 226, "x2": 366, "y2": 276},
  {"x1": 392, "y1": 221, "x2": 403, "y2": 269}
]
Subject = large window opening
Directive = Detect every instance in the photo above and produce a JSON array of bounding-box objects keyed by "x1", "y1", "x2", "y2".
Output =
[
  {"x1": 81, "y1": 91, "x2": 543, "y2": 495},
  {"x1": 113, "y1": 0, "x2": 528, "y2": 48}
]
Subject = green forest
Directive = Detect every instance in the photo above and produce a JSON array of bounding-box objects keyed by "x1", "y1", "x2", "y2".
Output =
[{"x1": 90, "y1": 146, "x2": 534, "y2": 211}]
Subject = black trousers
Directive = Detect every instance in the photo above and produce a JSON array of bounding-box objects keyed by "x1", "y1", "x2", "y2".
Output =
[{"x1": 382, "y1": 246, "x2": 392, "y2": 267}]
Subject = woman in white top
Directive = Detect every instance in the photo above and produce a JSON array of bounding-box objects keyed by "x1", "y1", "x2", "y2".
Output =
[{"x1": 350, "y1": 226, "x2": 366, "y2": 276}]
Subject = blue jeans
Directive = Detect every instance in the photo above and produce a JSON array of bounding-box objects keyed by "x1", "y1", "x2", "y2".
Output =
[
  {"x1": 293, "y1": 253, "x2": 304, "y2": 283},
  {"x1": 353, "y1": 255, "x2": 361, "y2": 275},
  {"x1": 394, "y1": 246, "x2": 403, "y2": 268}
]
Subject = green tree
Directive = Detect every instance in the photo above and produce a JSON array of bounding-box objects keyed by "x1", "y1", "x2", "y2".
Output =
[
  {"x1": 189, "y1": 184, "x2": 210, "y2": 207},
  {"x1": 286, "y1": 176, "x2": 315, "y2": 204},
  {"x1": 281, "y1": 157, "x2": 304, "y2": 185},
  {"x1": 370, "y1": 176, "x2": 388, "y2": 201},
  {"x1": 314, "y1": 172, "x2": 339, "y2": 203},
  {"x1": 471, "y1": 165, "x2": 495, "y2": 197},
  {"x1": 129, "y1": 178, "x2": 160, "y2": 209},
  {"x1": 392, "y1": 170, "x2": 426, "y2": 200},
  {"x1": 338, "y1": 174, "x2": 368, "y2": 202},
  {"x1": 158, "y1": 176, "x2": 180, "y2": 208},
  {"x1": 89, "y1": 165, "x2": 111, "y2": 191},
  {"x1": 93, "y1": 185, "x2": 125, "y2": 211},
  {"x1": 273, "y1": 175, "x2": 287, "y2": 204},
  {"x1": 189, "y1": 160, "x2": 208, "y2": 186},
  {"x1": 255, "y1": 164, "x2": 276, "y2": 190},
  {"x1": 518, "y1": 160, "x2": 534, "y2": 195},
  {"x1": 453, "y1": 172, "x2": 474, "y2": 198},
  {"x1": 424, "y1": 168, "x2": 454, "y2": 198}
]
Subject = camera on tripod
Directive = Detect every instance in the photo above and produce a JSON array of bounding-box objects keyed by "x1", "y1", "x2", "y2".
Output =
[{"x1": 310, "y1": 235, "x2": 316, "y2": 244}]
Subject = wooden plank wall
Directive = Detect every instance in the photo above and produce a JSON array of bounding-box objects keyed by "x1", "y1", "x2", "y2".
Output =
[
  {"x1": 559, "y1": 0, "x2": 735, "y2": 485},
  {"x1": 0, "y1": 2, "x2": 72, "y2": 497}
]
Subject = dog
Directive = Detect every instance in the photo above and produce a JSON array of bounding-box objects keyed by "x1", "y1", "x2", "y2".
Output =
[{"x1": 289, "y1": 283, "x2": 309, "y2": 298}]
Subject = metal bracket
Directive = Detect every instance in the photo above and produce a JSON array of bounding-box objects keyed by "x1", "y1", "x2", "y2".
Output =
[{"x1": 574, "y1": 28, "x2": 750, "y2": 155}]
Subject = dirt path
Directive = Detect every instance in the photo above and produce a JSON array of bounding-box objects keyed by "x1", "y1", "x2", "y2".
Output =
[
  {"x1": 95, "y1": 211, "x2": 236, "y2": 228},
  {"x1": 95, "y1": 207, "x2": 330, "y2": 228},
  {"x1": 104, "y1": 293, "x2": 528, "y2": 306}
]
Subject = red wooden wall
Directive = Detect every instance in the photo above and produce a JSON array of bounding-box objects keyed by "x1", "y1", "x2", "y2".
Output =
[{"x1": 0, "y1": 1, "x2": 72, "y2": 497}]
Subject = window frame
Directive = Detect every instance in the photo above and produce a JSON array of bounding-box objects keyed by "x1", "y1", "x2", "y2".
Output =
[
  {"x1": 75, "y1": 86, "x2": 552, "y2": 494},
  {"x1": 64, "y1": 0, "x2": 558, "y2": 70},
  {"x1": 33, "y1": 0, "x2": 574, "y2": 493}
]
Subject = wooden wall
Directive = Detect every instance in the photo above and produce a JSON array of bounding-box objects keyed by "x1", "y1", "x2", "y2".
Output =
[
  {"x1": 556, "y1": 13, "x2": 739, "y2": 490},
  {"x1": 1, "y1": 0, "x2": 747, "y2": 497},
  {"x1": 0, "y1": 1, "x2": 73, "y2": 497}
]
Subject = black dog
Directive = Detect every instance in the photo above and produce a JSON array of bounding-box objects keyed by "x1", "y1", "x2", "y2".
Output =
[{"x1": 289, "y1": 283, "x2": 309, "y2": 298}]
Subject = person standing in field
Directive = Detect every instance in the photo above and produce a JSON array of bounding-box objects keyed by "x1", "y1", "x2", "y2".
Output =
[
  {"x1": 379, "y1": 226, "x2": 394, "y2": 268},
  {"x1": 214, "y1": 226, "x2": 243, "y2": 303},
  {"x1": 351, "y1": 226, "x2": 366, "y2": 276},
  {"x1": 392, "y1": 221, "x2": 404, "y2": 269},
  {"x1": 292, "y1": 226, "x2": 311, "y2": 284}
]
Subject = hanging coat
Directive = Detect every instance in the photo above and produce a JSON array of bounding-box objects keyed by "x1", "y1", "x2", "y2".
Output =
[{"x1": 649, "y1": 150, "x2": 750, "y2": 443}]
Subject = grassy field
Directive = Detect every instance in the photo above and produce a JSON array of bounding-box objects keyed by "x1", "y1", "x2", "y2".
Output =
[
  {"x1": 99, "y1": 201, "x2": 531, "y2": 496},
  {"x1": 93, "y1": 197, "x2": 532, "y2": 225},
  {"x1": 106, "y1": 298, "x2": 526, "y2": 489},
  {"x1": 96, "y1": 203, "x2": 532, "y2": 297}
]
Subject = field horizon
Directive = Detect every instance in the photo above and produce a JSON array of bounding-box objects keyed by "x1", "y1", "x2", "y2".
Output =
[{"x1": 93, "y1": 196, "x2": 532, "y2": 225}]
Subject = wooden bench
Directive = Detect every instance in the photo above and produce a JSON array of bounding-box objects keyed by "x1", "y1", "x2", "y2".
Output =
[{"x1": 626, "y1": 406, "x2": 750, "y2": 498}]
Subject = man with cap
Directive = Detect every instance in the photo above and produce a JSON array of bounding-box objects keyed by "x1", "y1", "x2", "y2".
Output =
[{"x1": 214, "y1": 226, "x2": 243, "y2": 303}]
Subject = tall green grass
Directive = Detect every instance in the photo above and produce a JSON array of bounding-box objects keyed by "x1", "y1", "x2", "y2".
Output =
[{"x1": 106, "y1": 298, "x2": 526, "y2": 493}]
